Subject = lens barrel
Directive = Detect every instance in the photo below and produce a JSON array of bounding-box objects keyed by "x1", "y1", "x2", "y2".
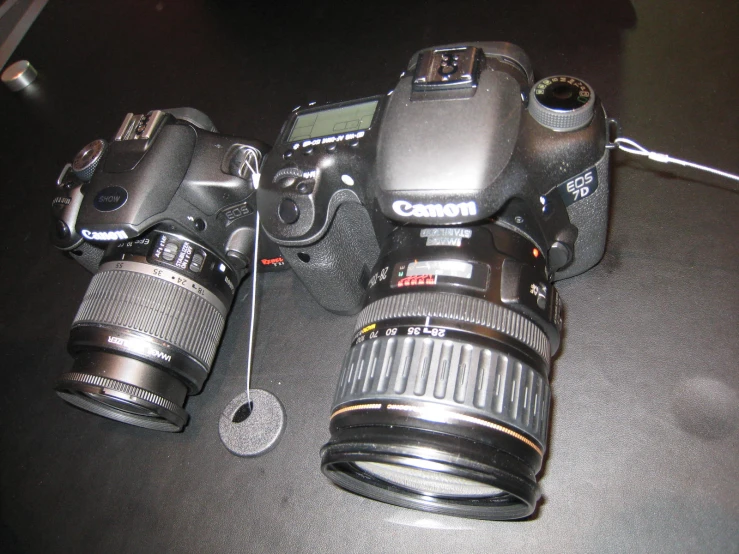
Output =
[
  {"x1": 321, "y1": 223, "x2": 561, "y2": 519},
  {"x1": 55, "y1": 231, "x2": 240, "y2": 431}
]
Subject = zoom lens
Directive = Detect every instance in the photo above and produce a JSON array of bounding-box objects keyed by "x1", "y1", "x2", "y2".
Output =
[
  {"x1": 321, "y1": 222, "x2": 562, "y2": 519},
  {"x1": 55, "y1": 230, "x2": 240, "y2": 431}
]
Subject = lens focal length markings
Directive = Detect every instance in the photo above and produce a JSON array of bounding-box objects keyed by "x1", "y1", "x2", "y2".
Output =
[
  {"x1": 98, "y1": 260, "x2": 228, "y2": 316},
  {"x1": 354, "y1": 322, "x2": 450, "y2": 344},
  {"x1": 353, "y1": 321, "x2": 546, "y2": 376},
  {"x1": 354, "y1": 290, "x2": 552, "y2": 367},
  {"x1": 102, "y1": 231, "x2": 238, "y2": 310}
]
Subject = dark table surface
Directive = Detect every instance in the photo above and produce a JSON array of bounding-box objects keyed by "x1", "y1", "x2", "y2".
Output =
[{"x1": 1, "y1": 1, "x2": 737, "y2": 552}]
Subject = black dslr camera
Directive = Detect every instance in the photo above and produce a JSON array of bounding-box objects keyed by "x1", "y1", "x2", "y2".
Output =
[
  {"x1": 51, "y1": 108, "x2": 285, "y2": 432},
  {"x1": 259, "y1": 43, "x2": 612, "y2": 519}
]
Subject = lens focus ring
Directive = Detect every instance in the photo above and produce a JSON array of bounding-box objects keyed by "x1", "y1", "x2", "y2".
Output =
[
  {"x1": 334, "y1": 334, "x2": 550, "y2": 451},
  {"x1": 73, "y1": 267, "x2": 225, "y2": 369}
]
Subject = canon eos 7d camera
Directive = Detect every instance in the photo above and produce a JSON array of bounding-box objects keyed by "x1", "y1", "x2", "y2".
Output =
[
  {"x1": 259, "y1": 42, "x2": 612, "y2": 519},
  {"x1": 51, "y1": 108, "x2": 285, "y2": 432}
]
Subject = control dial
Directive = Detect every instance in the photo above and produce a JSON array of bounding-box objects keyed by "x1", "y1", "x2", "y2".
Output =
[
  {"x1": 529, "y1": 76, "x2": 595, "y2": 131},
  {"x1": 71, "y1": 139, "x2": 107, "y2": 181},
  {"x1": 273, "y1": 166, "x2": 305, "y2": 188}
]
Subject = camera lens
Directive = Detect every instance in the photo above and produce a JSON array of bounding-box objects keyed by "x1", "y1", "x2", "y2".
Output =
[
  {"x1": 321, "y1": 222, "x2": 561, "y2": 519},
  {"x1": 55, "y1": 230, "x2": 240, "y2": 431}
]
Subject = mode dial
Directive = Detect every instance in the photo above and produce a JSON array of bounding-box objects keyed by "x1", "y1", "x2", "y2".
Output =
[
  {"x1": 71, "y1": 139, "x2": 107, "y2": 181},
  {"x1": 529, "y1": 76, "x2": 595, "y2": 132}
]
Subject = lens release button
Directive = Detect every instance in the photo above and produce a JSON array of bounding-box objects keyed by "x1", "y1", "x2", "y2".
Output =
[
  {"x1": 278, "y1": 198, "x2": 300, "y2": 224},
  {"x1": 548, "y1": 242, "x2": 572, "y2": 272}
]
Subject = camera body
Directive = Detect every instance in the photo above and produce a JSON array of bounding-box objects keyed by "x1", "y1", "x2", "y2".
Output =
[
  {"x1": 260, "y1": 42, "x2": 612, "y2": 519},
  {"x1": 51, "y1": 108, "x2": 285, "y2": 431},
  {"x1": 52, "y1": 108, "x2": 284, "y2": 275},
  {"x1": 259, "y1": 42, "x2": 611, "y2": 314}
]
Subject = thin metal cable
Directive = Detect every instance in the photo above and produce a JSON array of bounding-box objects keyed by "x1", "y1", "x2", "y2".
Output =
[
  {"x1": 244, "y1": 211, "x2": 260, "y2": 404},
  {"x1": 615, "y1": 137, "x2": 739, "y2": 182},
  {"x1": 244, "y1": 157, "x2": 263, "y2": 404}
]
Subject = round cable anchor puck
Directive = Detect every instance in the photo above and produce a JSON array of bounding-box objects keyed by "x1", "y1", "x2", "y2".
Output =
[
  {"x1": 2, "y1": 60, "x2": 37, "y2": 91},
  {"x1": 219, "y1": 389, "x2": 286, "y2": 456}
]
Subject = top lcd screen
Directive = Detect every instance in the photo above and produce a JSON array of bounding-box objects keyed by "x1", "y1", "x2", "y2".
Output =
[{"x1": 287, "y1": 100, "x2": 379, "y2": 142}]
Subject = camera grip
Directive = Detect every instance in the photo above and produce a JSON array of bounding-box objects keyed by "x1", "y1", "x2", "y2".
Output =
[
  {"x1": 279, "y1": 203, "x2": 379, "y2": 315},
  {"x1": 556, "y1": 150, "x2": 610, "y2": 279}
]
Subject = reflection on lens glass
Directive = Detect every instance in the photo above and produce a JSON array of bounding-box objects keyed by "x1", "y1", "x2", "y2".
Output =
[
  {"x1": 355, "y1": 462, "x2": 504, "y2": 498},
  {"x1": 82, "y1": 392, "x2": 158, "y2": 417}
]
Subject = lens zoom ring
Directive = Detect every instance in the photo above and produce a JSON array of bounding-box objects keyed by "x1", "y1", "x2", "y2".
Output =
[
  {"x1": 73, "y1": 269, "x2": 225, "y2": 367},
  {"x1": 334, "y1": 335, "x2": 550, "y2": 448},
  {"x1": 58, "y1": 372, "x2": 183, "y2": 416},
  {"x1": 356, "y1": 292, "x2": 550, "y2": 362}
]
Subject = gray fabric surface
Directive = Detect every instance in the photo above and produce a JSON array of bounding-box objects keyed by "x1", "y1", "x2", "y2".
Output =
[{"x1": 0, "y1": 1, "x2": 737, "y2": 552}]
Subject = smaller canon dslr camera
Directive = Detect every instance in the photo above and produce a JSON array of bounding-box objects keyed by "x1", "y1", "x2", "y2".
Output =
[
  {"x1": 52, "y1": 108, "x2": 284, "y2": 432},
  {"x1": 259, "y1": 42, "x2": 613, "y2": 519}
]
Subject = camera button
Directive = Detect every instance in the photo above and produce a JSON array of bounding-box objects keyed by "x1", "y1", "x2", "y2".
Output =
[
  {"x1": 548, "y1": 242, "x2": 572, "y2": 272},
  {"x1": 303, "y1": 146, "x2": 314, "y2": 155},
  {"x1": 162, "y1": 242, "x2": 179, "y2": 262},
  {"x1": 189, "y1": 253, "x2": 204, "y2": 273},
  {"x1": 349, "y1": 140, "x2": 360, "y2": 148},
  {"x1": 283, "y1": 150, "x2": 293, "y2": 159},
  {"x1": 326, "y1": 144, "x2": 337, "y2": 153},
  {"x1": 278, "y1": 198, "x2": 300, "y2": 224},
  {"x1": 55, "y1": 220, "x2": 70, "y2": 240},
  {"x1": 296, "y1": 181, "x2": 314, "y2": 194}
]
